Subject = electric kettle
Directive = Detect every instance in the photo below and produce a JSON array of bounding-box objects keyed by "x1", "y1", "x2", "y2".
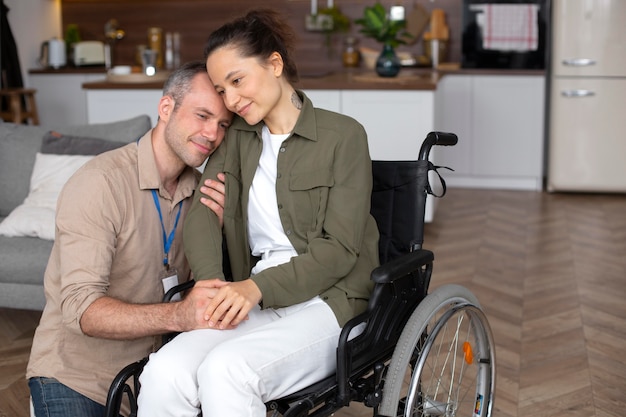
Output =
[{"x1": 39, "y1": 38, "x2": 66, "y2": 69}]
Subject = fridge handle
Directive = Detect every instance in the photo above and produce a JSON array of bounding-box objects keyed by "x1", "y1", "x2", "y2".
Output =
[
  {"x1": 561, "y1": 58, "x2": 596, "y2": 67},
  {"x1": 561, "y1": 90, "x2": 595, "y2": 98}
]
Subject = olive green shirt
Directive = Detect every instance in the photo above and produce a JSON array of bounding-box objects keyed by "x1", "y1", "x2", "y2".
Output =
[{"x1": 184, "y1": 91, "x2": 379, "y2": 326}]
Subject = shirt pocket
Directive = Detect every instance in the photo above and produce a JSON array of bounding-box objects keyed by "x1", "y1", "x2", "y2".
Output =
[
  {"x1": 288, "y1": 168, "x2": 334, "y2": 231},
  {"x1": 222, "y1": 168, "x2": 243, "y2": 221}
]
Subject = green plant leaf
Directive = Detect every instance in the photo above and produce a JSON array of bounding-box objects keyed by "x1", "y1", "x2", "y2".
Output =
[{"x1": 355, "y1": 2, "x2": 412, "y2": 48}]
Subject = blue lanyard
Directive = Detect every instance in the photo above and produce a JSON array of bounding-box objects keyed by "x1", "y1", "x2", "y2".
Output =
[{"x1": 151, "y1": 189, "x2": 182, "y2": 268}]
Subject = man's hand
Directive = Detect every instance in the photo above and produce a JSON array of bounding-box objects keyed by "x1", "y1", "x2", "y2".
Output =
[
  {"x1": 174, "y1": 279, "x2": 227, "y2": 330},
  {"x1": 199, "y1": 172, "x2": 226, "y2": 227},
  {"x1": 79, "y1": 280, "x2": 227, "y2": 339},
  {"x1": 203, "y1": 279, "x2": 262, "y2": 330}
]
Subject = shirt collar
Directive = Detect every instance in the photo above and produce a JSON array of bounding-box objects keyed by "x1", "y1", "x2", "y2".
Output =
[
  {"x1": 229, "y1": 90, "x2": 318, "y2": 142},
  {"x1": 137, "y1": 130, "x2": 198, "y2": 201}
]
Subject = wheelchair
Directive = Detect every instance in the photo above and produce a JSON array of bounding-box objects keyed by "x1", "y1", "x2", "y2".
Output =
[{"x1": 106, "y1": 131, "x2": 496, "y2": 417}]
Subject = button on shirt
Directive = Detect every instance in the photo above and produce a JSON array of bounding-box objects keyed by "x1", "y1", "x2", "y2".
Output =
[{"x1": 26, "y1": 131, "x2": 198, "y2": 409}]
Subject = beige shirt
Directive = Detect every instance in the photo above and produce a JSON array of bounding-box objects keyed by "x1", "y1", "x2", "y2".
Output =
[{"x1": 27, "y1": 131, "x2": 198, "y2": 408}]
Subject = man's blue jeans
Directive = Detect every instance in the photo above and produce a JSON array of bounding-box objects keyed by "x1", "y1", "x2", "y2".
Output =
[{"x1": 29, "y1": 377, "x2": 106, "y2": 417}]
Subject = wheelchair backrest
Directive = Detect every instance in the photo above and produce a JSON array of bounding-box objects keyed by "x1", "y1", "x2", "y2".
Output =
[{"x1": 371, "y1": 159, "x2": 428, "y2": 264}]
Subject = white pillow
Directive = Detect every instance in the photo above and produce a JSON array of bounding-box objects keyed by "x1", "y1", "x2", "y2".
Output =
[{"x1": 0, "y1": 153, "x2": 93, "y2": 240}]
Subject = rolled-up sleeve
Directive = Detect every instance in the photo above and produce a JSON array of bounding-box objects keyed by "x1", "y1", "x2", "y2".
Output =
[{"x1": 55, "y1": 169, "x2": 120, "y2": 333}]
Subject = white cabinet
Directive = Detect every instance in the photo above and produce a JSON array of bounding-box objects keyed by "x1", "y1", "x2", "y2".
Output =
[
  {"x1": 435, "y1": 74, "x2": 545, "y2": 190},
  {"x1": 86, "y1": 89, "x2": 161, "y2": 126},
  {"x1": 303, "y1": 90, "x2": 341, "y2": 113},
  {"x1": 304, "y1": 89, "x2": 435, "y2": 161},
  {"x1": 548, "y1": 78, "x2": 626, "y2": 192},
  {"x1": 551, "y1": 0, "x2": 626, "y2": 78},
  {"x1": 547, "y1": 0, "x2": 626, "y2": 192},
  {"x1": 305, "y1": 89, "x2": 438, "y2": 221},
  {"x1": 28, "y1": 73, "x2": 104, "y2": 126},
  {"x1": 341, "y1": 90, "x2": 435, "y2": 161}
]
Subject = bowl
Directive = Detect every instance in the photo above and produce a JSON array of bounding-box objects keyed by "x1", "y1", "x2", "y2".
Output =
[{"x1": 109, "y1": 65, "x2": 132, "y2": 75}]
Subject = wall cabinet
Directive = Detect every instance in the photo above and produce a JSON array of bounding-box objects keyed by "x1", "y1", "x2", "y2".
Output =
[{"x1": 435, "y1": 74, "x2": 545, "y2": 190}]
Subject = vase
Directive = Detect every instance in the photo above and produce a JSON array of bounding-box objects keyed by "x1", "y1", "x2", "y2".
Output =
[{"x1": 375, "y1": 43, "x2": 401, "y2": 77}]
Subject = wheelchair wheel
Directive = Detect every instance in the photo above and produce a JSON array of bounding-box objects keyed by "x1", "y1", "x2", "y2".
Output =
[{"x1": 379, "y1": 284, "x2": 495, "y2": 417}]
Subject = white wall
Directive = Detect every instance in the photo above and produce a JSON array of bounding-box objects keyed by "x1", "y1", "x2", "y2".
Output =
[{"x1": 5, "y1": 0, "x2": 61, "y2": 86}]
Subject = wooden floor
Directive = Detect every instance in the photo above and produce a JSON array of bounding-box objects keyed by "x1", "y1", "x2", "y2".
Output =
[{"x1": 1, "y1": 188, "x2": 625, "y2": 417}]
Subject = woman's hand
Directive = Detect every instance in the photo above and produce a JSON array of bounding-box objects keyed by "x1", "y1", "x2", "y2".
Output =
[
  {"x1": 199, "y1": 172, "x2": 226, "y2": 227},
  {"x1": 203, "y1": 279, "x2": 262, "y2": 330}
]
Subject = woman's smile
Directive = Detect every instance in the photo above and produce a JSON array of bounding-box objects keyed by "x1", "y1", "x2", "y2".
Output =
[{"x1": 236, "y1": 102, "x2": 252, "y2": 117}]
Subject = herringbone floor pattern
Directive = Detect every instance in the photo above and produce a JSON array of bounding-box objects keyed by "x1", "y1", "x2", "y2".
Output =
[{"x1": 1, "y1": 188, "x2": 625, "y2": 417}]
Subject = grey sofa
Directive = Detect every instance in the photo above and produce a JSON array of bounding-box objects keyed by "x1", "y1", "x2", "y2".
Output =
[{"x1": 0, "y1": 115, "x2": 152, "y2": 310}]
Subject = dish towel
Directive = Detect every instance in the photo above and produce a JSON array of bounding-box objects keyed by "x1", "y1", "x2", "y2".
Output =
[{"x1": 474, "y1": 4, "x2": 539, "y2": 51}]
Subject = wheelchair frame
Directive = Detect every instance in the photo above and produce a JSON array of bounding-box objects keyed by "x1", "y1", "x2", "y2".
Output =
[{"x1": 105, "y1": 131, "x2": 496, "y2": 417}]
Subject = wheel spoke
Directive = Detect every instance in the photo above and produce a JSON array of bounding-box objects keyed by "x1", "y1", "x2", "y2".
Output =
[{"x1": 379, "y1": 285, "x2": 495, "y2": 417}]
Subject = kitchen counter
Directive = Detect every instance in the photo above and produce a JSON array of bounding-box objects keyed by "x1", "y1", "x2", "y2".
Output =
[
  {"x1": 79, "y1": 68, "x2": 442, "y2": 91},
  {"x1": 75, "y1": 66, "x2": 544, "y2": 91},
  {"x1": 30, "y1": 66, "x2": 107, "y2": 75}
]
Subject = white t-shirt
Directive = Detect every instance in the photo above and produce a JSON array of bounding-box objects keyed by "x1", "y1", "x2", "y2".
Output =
[{"x1": 248, "y1": 125, "x2": 297, "y2": 274}]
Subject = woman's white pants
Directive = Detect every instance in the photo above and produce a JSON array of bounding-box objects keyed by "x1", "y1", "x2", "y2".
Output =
[{"x1": 137, "y1": 296, "x2": 341, "y2": 417}]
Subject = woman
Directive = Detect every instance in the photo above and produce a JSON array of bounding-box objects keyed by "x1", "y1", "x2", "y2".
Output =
[{"x1": 137, "y1": 9, "x2": 380, "y2": 416}]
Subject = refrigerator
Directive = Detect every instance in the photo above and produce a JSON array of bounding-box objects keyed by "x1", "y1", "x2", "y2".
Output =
[{"x1": 547, "y1": 0, "x2": 626, "y2": 192}]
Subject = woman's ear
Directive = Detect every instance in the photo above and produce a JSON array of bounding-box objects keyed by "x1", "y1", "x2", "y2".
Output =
[{"x1": 268, "y1": 51, "x2": 284, "y2": 77}]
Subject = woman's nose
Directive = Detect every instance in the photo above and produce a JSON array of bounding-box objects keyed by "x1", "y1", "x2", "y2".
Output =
[{"x1": 223, "y1": 91, "x2": 239, "y2": 111}]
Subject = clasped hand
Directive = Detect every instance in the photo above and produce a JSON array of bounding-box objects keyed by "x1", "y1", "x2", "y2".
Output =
[{"x1": 194, "y1": 279, "x2": 262, "y2": 330}]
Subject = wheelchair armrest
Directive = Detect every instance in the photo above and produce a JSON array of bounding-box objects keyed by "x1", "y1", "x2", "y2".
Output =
[
  {"x1": 370, "y1": 249, "x2": 434, "y2": 284},
  {"x1": 163, "y1": 279, "x2": 195, "y2": 302},
  {"x1": 105, "y1": 357, "x2": 148, "y2": 417}
]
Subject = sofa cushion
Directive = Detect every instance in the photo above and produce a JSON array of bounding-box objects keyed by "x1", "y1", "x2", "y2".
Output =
[
  {"x1": 0, "y1": 233, "x2": 53, "y2": 285},
  {"x1": 0, "y1": 124, "x2": 46, "y2": 217},
  {"x1": 0, "y1": 153, "x2": 94, "y2": 240},
  {"x1": 40, "y1": 131, "x2": 128, "y2": 155},
  {"x1": 0, "y1": 114, "x2": 151, "y2": 217}
]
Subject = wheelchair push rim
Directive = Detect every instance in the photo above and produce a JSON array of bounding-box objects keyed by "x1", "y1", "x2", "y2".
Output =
[{"x1": 379, "y1": 284, "x2": 496, "y2": 417}]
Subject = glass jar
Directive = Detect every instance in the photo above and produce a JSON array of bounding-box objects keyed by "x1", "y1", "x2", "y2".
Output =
[
  {"x1": 342, "y1": 37, "x2": 360, "y2": 68},
  {"x1": 147, "y1": 27, "x2": 163, "y2": 69}
]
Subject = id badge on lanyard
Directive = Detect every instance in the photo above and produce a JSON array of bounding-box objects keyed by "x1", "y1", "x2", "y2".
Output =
[{"x1": 152, "y1": 190, "x2": 182, "y2": 301}]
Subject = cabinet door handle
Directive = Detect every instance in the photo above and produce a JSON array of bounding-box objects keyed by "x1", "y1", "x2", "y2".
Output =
[
  {"x1": 561, "y1": 58, "x2": 597, "y2": 67},
  {"x1": 561, "y1": 90, "x2": 595, "y2": 98}
]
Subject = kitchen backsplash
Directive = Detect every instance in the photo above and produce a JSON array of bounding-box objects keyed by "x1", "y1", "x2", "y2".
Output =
[{"x1": 61, "y1": 0, "x2": 462, "y2": 73}]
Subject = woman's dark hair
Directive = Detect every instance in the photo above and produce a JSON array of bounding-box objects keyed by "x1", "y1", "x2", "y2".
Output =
[{"x1": 204, "y1": 9, "x2": 299, "y2": 83}]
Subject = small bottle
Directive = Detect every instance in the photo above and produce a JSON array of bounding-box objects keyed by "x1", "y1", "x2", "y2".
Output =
[
  {"x1": 147, "y1": 27, "x2": 163, "y2": 69},
  {"x1": 173, "y1": 32, "x2": 181, "y2": 69},
  {"x1": 165, "y1": 32, "x2": 174, "y2": 70},
  {"x1": 342, "y1": 37, "x2": 360, "y2": 68}
]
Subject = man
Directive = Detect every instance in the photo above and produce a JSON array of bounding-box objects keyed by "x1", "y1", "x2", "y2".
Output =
[{"x1": 27, "y1": 61, "x2": 233, "y2": 417}]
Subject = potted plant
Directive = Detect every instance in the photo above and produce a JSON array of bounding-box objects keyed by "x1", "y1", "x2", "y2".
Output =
[
  {"x1": 318, "y1": 6, "x2": 351, "y2": 58},
  {"x1": 355, "y1": 2, "x2": 412, "y2": 77}
]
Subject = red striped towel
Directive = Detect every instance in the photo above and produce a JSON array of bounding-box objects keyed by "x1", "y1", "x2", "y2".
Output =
[{"x1": 477, "y1": 4, "x2": 539, "y2": 51}]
